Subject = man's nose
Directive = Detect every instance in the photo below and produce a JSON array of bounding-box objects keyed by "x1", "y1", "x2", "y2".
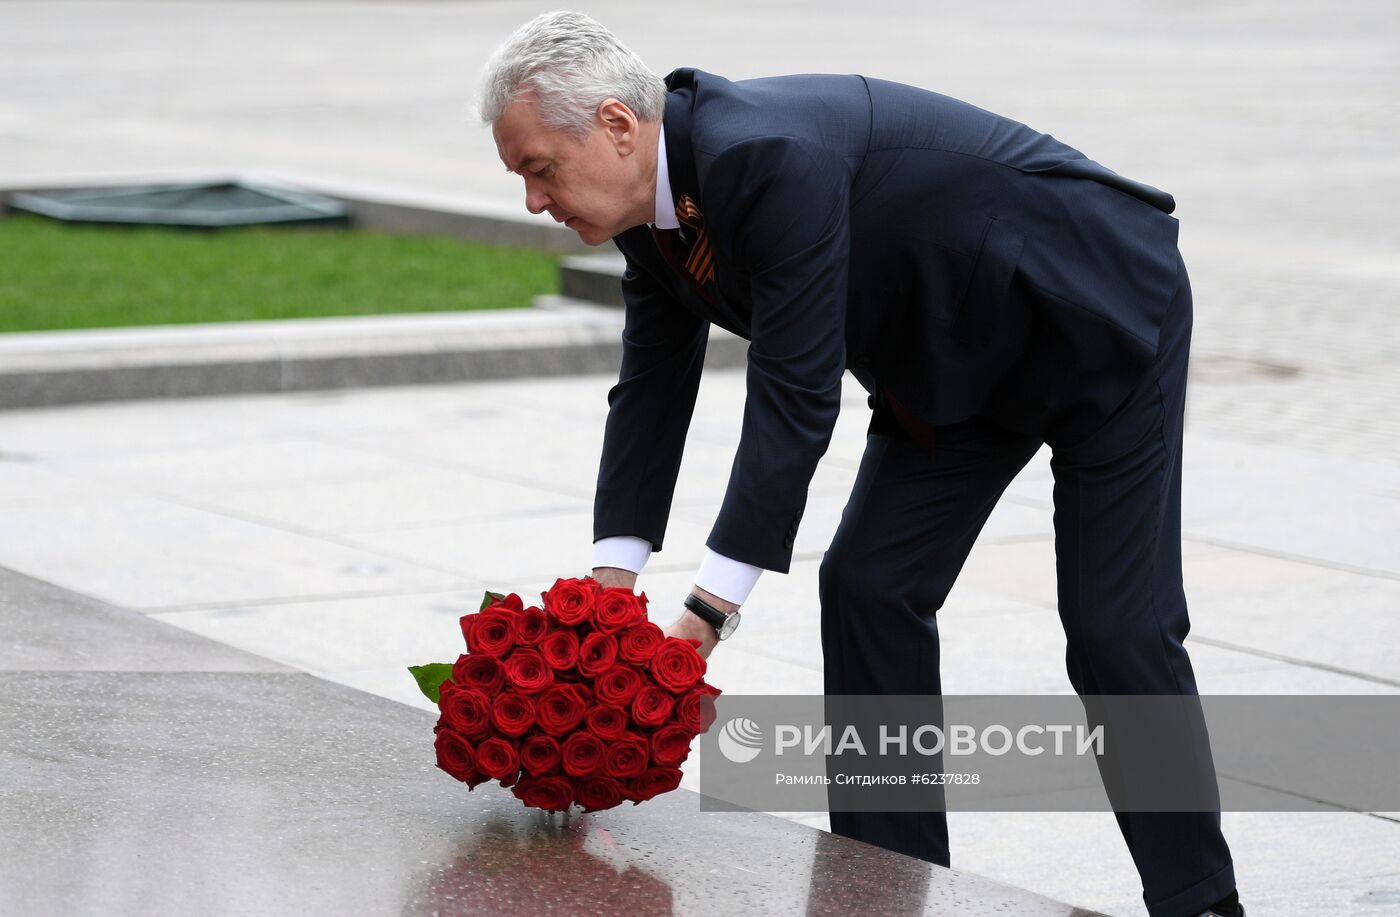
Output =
[{"x1": 524, "y1": 183, "x2": 551, "y2": 215}]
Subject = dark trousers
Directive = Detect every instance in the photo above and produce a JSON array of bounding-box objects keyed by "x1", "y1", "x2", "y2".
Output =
[{"x1": 820, "y1": 253, "x2": 1236, "y2": 917}]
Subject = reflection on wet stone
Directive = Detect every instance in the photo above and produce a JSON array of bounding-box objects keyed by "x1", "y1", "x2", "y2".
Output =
[{"x1": 408, "y1": 815, "x2": 675, "y2": 915}]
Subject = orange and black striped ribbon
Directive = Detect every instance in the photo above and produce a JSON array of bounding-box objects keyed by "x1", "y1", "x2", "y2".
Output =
[{"x1": 675, "y1": 194, "x2": 715, "y2": 284}]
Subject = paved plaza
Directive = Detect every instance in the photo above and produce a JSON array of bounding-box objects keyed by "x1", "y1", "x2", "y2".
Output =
[
  {"x1": 2, "y1": 1, "x2": 1399, "y2": 914},
  {"x1": 5, "y1": 0, "x2": 1398, "y2": 458},
  {"x1": 2, "y1": 371, "x2": 1398, "y2": 913}
]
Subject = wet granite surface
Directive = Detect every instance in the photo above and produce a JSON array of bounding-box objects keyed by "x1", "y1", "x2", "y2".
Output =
[
  {"x1": 0, "y1": 568, "x2": 290, "y2": 673},
  {"x1": 0, "y1": 566, "x2": 1102, "y2": 916}
]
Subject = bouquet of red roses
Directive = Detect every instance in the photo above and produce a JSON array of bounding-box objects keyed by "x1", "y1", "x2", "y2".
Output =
[{"x1": 409, "y1": 576, "x2": 722, "y2": 813}]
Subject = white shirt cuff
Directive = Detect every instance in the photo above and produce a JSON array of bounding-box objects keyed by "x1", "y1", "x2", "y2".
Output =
[
  {"x1": 592, "y1": 535, "x2": 653, "y2": 574},
  {"x1": 694, "y1": 547, "x2": 764, "y2": 606}
]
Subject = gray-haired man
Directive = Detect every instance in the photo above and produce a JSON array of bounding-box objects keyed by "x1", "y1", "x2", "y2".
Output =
[{"x1": 479, "y1": 13, "x2": 1242, "y2": 917}]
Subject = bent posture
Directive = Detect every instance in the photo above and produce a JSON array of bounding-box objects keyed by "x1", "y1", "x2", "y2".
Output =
[{"x1": 482, "y1": 12, "x2": 1242, "y2": 917}]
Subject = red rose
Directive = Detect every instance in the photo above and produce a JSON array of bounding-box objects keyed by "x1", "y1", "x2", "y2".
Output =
[
  {"x1": 503, "y1": 648, "x2": 553, "y2": 694},
  {"x1": 672, "y1": 686, "x2": 720, "y2": 733},
  {"x1": 490, "y1": 690, "x2": 536, "y2": 737},
  {"x1": 511, "y1": 774, "x2": 573, "y2": 812},
  {"x1": 474, "y1": 737, "x2": 520, "y2": 780},
  {"x1": 452, "y1": 653, "x2": 505, "y2": 695},
  {"x1": 520, "y1": 734, "x2": 563, "y2": 776},
  {"x1": 593, "y1": 588, "x2": 646, "y2": 633},
  {"x1": 650, "y1": 636, "x2": 706, "y2": 693},
  {"x1": 541, "y1": 577, "x2": 598, "y2": 626},
  {"x1": 536, "y1": 684, "x2": 588, "y2": 736},
  {"x1": 630, "y1": 685, "x2": 675, "y2": 728},
  {"x1": 602, "y1": 733, "x2": 650, "y2": 779},
  {"x1": 438, "y1": 681, "x2": 491, "y2": 738},
  {"x1": 650, "y1": 724, "x2": 694, "y2": 767},
  {"x1": 513, "y1": 605, "x2": 548, "y2": 645},
  {"x1": 672, "y1": 691, "x2": 699, "y2": 732},
  {"x1": 585, "y1": 704, "x2": 628, "y2": 741},
  {"x1": 434, "y1": 728, "x2": 486, "y2": 786},
  {"x1": 618, "y1": 621, "x2": 665, "y2": 664},
  {"x1": 697, "y1": 682, "x2": 721, "y2": 730},
  {"x1": 539, "y1": 629, "x2": 580, "y2": 671},
  {"x1": 593, "y1": 664, "x2": 643, "y2": 706},
  {"x1": 577, "y1": 632, "x2": 618, "y2": 678},
  {"x1": 561, "y1": 731, "x2": 605, "y2": 777},
  {"x1": 462, "y1": 611, "x2": 515, "y2": 656},
  {"x1": 481, "y1": 592, "x2": 524, "y2": 614},
  {"x1": 628, "y1": 766, "x2": 683, "y2": 803},
  {"x1": 574, "y1": 775, "x2": 626, "y2": 812}
]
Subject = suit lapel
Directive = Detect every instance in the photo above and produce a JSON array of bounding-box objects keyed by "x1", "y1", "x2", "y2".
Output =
[
  {"x1": 653, "y1": 70, "x2": 751, "y2": 338},
  {"x1": 660, "y1": 77, "x2": 721, "y2": 294}
]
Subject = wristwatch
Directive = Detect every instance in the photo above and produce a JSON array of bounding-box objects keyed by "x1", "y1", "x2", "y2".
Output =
[{"x1": 684, "y1": 592, "x2": 742, "y2": 640}]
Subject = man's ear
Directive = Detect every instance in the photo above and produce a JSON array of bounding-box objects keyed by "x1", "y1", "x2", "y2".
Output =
[{"x1": 598, "y1": 98, "x2": 640, "y2": 155}]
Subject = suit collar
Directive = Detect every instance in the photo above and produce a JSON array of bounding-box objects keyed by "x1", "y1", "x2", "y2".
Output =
[{"x1": 661, "y1": 68, "x2": 700, "y2": 212}]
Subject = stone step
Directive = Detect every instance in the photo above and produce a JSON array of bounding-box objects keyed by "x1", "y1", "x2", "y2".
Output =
[
  {"x1": 560, "y1": 253, "x2": 627, "y2": 307},
  {"x1": 0, "y1": 301, "x2": 747, "y2": 410}
]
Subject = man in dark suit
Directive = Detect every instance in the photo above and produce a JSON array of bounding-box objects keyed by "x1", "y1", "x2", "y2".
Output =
[{"x1": 484, "y1": 11, "x2": 1242, "y2": 917}]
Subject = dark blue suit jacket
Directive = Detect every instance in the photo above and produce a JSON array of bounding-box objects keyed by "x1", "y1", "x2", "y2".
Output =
[{"x1": 595, "y1": 67, "x2": 1182, "y2": 574}]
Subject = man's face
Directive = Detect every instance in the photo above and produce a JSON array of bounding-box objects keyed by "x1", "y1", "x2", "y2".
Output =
[{"x1": 493, "y1": 94, "x2": 648, "y2": 246}]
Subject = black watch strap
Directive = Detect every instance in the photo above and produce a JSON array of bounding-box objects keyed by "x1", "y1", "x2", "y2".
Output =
[{"x1": 684, "y1": 592, "x2": 729, "y2": 630}]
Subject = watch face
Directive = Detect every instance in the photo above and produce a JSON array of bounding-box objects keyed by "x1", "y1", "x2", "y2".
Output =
[{"x1": 718, "y1": 610, "x2": 741, "y2": 640}]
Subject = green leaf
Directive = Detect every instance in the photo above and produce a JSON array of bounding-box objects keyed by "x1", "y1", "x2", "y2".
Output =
[
  {"x1": 408, "y1": 663, "x2": 455, "y2": 703},
  {"x1": 479, "y1": 590, "x2": 506, "y2": 612}
]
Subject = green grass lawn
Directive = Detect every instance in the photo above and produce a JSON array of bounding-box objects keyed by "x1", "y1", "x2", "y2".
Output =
[{"x1": 0, "y1": 214, "x2": 559, "y2": 333}]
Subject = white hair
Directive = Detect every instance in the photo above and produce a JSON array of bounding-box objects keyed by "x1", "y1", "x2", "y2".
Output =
[{"x1": 478, "y1": 11, "x2": 666, "y2": 139}]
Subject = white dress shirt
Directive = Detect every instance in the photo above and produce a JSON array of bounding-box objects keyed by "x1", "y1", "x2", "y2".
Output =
[
  {"x1": 653, "y1": 123, "x2": 679, "y2": 231},
  {"x1": 590, "y1": 123, "x2": 765, "y2": 607}
]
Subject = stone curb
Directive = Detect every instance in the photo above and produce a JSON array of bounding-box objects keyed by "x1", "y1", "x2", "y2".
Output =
[
  {"x1": 561, "y1": 253, "x2": 627, "y2": 307},
  {"x1": 0, "y1": 300, "x2": 748, "y2": 411}
]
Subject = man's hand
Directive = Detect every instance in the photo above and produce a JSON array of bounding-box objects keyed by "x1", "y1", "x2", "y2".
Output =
[
  {"x1": 663, "y1": 585, "x2": 737, "y2": 661},
  {"x1": 592, "y1": 569, "x2": 734, "y2": 660},
  {"x1": 664, "y1": 608, "x2": 720, "y2": 660},
  {"x1": 591, "y1": 566, "x2": 638, "y2": 590}
]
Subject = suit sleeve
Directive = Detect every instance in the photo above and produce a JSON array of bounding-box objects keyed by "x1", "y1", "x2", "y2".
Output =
[
  {"x1": 592, "y1": 243, "x2": 710, "y2": 553},
  {"x1": 702, "y1": 137, "x2": 850, "y2": 573}
]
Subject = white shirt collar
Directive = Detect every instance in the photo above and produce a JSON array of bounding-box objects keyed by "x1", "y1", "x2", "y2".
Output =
[{"x1": 653, "y1": 122, "x2": 679, "y2": 229}]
